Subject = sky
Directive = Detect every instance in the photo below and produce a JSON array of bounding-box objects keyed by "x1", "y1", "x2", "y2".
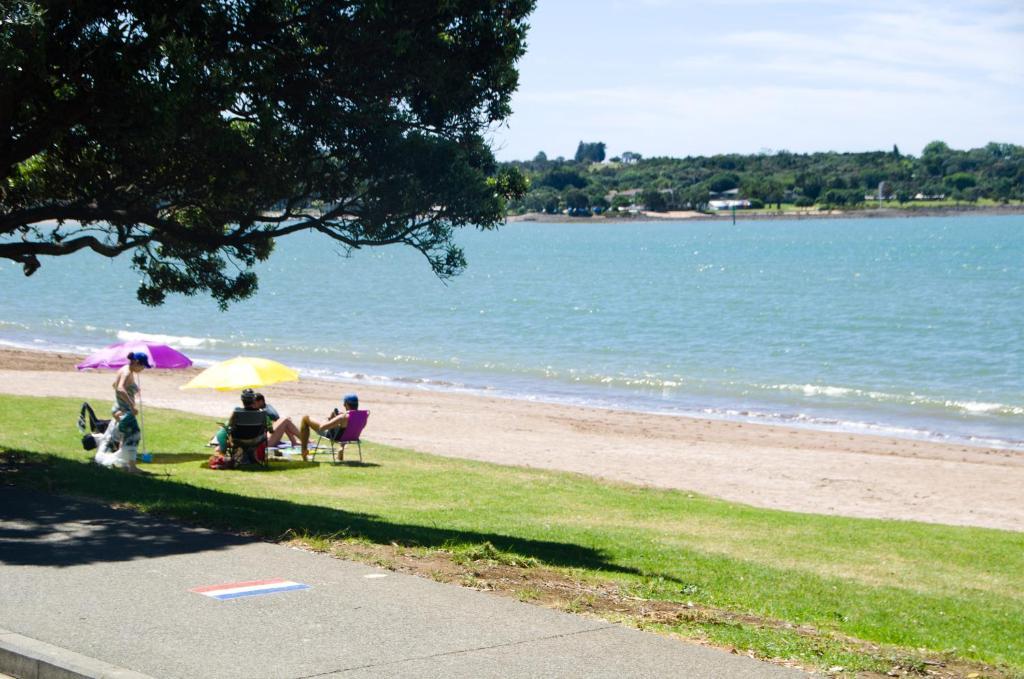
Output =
[{"x1": 490, "y1": 0, "x2": 1024, "y2": 161}]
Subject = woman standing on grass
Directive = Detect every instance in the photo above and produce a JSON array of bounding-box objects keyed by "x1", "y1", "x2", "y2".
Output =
[{"x1": 93, "y1": 352, "x2": 150, "y2": 471}]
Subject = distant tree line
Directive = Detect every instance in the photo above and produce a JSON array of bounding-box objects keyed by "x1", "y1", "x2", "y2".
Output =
[
  {"x1": 504, "y1": 141, "x2": 1024, "y2": 216},
  {"x1": 574, "y1": 141, "x2": 605, "y2": 163}
]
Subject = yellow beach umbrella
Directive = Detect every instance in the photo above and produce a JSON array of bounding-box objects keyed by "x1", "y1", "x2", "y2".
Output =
[{"x1": 180, "y1": 356, "x2": 299, "y2": 391}]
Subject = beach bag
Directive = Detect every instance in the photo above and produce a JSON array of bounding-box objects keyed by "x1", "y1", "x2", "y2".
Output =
[
  {"x1": 230, "y1": 441, "x2": 266, "y2": 466},
  {"x1": 208, "y1": 454, "x2": 234, "y2": 470}
]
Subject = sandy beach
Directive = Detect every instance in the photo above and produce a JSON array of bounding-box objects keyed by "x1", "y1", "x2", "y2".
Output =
[{"x1": 2, "y1": 346, "x2": 1021, "y2": 532}]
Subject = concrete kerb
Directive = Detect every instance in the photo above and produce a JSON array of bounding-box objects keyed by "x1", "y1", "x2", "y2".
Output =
[{"x1": 0, "y1": 628, "x2": 153, "y2": 679}]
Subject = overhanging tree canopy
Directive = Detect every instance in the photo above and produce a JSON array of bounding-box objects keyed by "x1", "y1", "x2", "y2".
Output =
[{"x1": 1, "y1": 0, "x2": 532, "y2": 306}]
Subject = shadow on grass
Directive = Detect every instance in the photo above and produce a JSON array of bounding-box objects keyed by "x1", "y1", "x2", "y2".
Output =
[
  {"x1": 323, "y1": 460, "x2": 380, "y2": 469},
  {"x1": 148, "y1": 453, "x2": 211, "y2": 464},
  {"x1": 0, "y1": 450, "x2": 655, "y2": 581},
  {"x1": 263, "y1": 454, "x2": 382, "y2": 470},
  {"x1": 182, "y1": 460, "x2": 382, "y2": 472}
]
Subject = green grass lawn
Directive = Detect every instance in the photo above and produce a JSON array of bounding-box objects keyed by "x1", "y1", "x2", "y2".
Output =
[
  {"x1": 865, "y1": 198, "x2": 1012, "y2": 209},
  {"x1": 739, "y1": 199, "x2": 1019, "y2": 215},
  {"x1": 2, "y1": 394, "x2": 1022, "y2": 677}
]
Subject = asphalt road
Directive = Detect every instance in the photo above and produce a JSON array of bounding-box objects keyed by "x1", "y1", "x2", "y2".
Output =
[{"x1": 0, "y1": 488, "x2": 803, "y2": 678}]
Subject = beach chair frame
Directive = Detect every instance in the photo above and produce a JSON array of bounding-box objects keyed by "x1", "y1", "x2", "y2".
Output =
[
  {"x1": 312, "y1": 410, "x2": 369, "y2": 464},
  {"x1": 226, "y1": 409, "x2": 269, "y2": 466}
]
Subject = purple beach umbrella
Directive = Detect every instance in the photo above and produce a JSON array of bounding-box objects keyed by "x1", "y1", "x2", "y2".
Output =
[{"x1": 76, "y1": 341, "x2": 193, "y2": 371}]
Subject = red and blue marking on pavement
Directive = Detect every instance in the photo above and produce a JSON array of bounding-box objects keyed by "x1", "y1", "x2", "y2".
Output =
[{"x1": 190, "y1": 578, "x2": 310, "y2": 600}]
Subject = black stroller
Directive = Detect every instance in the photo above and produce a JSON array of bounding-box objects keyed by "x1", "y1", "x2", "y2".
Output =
[{"x1": 78, "y1": 402, "x2": 118, "y2": 452}]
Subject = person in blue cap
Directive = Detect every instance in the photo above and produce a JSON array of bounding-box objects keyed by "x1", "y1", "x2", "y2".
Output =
[{"x1": 298, "y1": 394, "x2": 359, "y2": 461}]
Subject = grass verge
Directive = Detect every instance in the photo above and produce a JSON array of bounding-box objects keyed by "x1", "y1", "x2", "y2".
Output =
[{"x1": 1, "y1": 394, "x2": 1021, "y2": 678}]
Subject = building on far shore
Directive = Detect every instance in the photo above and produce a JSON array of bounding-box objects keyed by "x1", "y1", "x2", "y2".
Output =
[
  {"x1": 605, "y1": 188, "x2": 644, "y2": 202},
  {"x1": 707, "y1": 188, "x2": 752, "y2": 209},
  {"x1": 709, "y1": 199, "x2": 751, "y2": 210}
]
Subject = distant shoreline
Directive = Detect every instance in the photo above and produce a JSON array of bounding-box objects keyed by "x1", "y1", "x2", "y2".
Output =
[{"x1": 506, "y1": 203, "x2": 1024, "y2": 224}]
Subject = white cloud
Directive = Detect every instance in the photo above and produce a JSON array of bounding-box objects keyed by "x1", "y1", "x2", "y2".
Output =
[
  {"x1": 717, "y1": 6, "x2": 1023, "y2": 86},
  {"x1": 495, "y1": 0, "x2": 1024, "y2": 160}
]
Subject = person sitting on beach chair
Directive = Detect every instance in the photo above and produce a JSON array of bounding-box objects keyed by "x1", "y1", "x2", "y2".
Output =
[
  {"x1": 213, "y1": 389, "x2": 268, "y2": 465},
  {"x1": 298, "y1": 394, "x2": 360, "y2": 462},
  {"x1": 253, "y1": 392, "x2": 299, "y2": 449}
]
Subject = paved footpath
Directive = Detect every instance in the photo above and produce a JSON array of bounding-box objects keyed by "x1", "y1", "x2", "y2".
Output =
[{"x1": 0, "y1": 489, "x2": 802, "y2": 678}]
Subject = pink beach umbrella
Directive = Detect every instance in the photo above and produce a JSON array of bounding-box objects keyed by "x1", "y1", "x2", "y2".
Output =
[{"x1": 76, "y1": 341, "x2": 193, "y2": 456}]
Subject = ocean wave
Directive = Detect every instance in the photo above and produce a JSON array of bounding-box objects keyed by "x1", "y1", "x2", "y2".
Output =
[
  {"x1": 116, "y1": 330, "x2": 220, "y2": 349},
  {"x1": 0, "y1": 338, "x2": 37, "y2": 350},
  {"x1": 762, "y1": 383, "x2": 889, "y2": 400},
  {"x1": 944, "y1": 400, "x2": 1024, "y2": 416},
  {"x1": 0, "y1": 337, "x2": 107, "y2": 355},
  {"x1": 757, "y1": 383, "x2": 1023, "y2": 417},
  {"x1": 692, "y1": 405, "x2": 1024, "y2": 449},
  {"x1": 504, "y1": 373, "x2": 1022, "y2": 421},
  {"x1": 700, "y1": 406, "x2": 932, "y2": 438},
  {"x1": 300, "y1": 365, "x2": 473, "y2": 391}
]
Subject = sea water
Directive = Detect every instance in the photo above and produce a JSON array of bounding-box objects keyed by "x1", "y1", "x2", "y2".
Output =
[{"x1": 0, "y1": 215, "x2": 1021, "y2": 449}]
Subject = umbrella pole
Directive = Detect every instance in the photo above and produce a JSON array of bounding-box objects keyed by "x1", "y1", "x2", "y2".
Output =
[{"x1": 137, "y1": 372, "x2": 147, "y2": 459}]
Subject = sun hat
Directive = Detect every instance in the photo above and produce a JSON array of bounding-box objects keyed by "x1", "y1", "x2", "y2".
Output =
[{"x1": 127, "y1": 352, "x2": 151, "y2": 368}]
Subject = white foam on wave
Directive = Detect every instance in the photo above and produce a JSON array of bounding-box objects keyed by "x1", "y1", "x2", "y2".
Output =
[
  {"x1": 693, "y1": 405, "x2": 1022, "y2": 447},
  {"x1": 760, "y1": 383, "x2": 1023, "y2": 417},
  {"x1": 0, "y1": 338, "x2": 38, "y2": 350},
  {"x1": 300, "y1": 365, "x2": 471, "y2": 391},
  {"x1": 0, "y1": 337, "x2": 99, "y2": 354},
  {"x1": 945, "y1": 400, "x2": 1024, "y2": 416},
  {"x1": 766, "y1": 383, "x2": 858, "y2": 398},
  {"x1": 116, "y1": 330, "x2": 219, "y2": 349}
]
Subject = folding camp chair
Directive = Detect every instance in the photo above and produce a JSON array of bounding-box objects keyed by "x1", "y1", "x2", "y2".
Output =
[
  {"x1": 225, "y1": 409, "x2": 268, "y2": 466},
  {"x1": 313, "y1": 410, "x2": 369, "y2": 463},
  {"x1": 78, "y1": 401, "x2": 110, "y2": 435},
  {"x1": 78, "y1": 401, "x2": 116, "y2": 452}
]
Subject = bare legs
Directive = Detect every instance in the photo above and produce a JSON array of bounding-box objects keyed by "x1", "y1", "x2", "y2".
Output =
[
  {"x1": 299, "y1": 415, "x2": 324, "y2": 461},
  {"x1": 267, "y1": 417, "x2": 300, "y2": 447}
]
